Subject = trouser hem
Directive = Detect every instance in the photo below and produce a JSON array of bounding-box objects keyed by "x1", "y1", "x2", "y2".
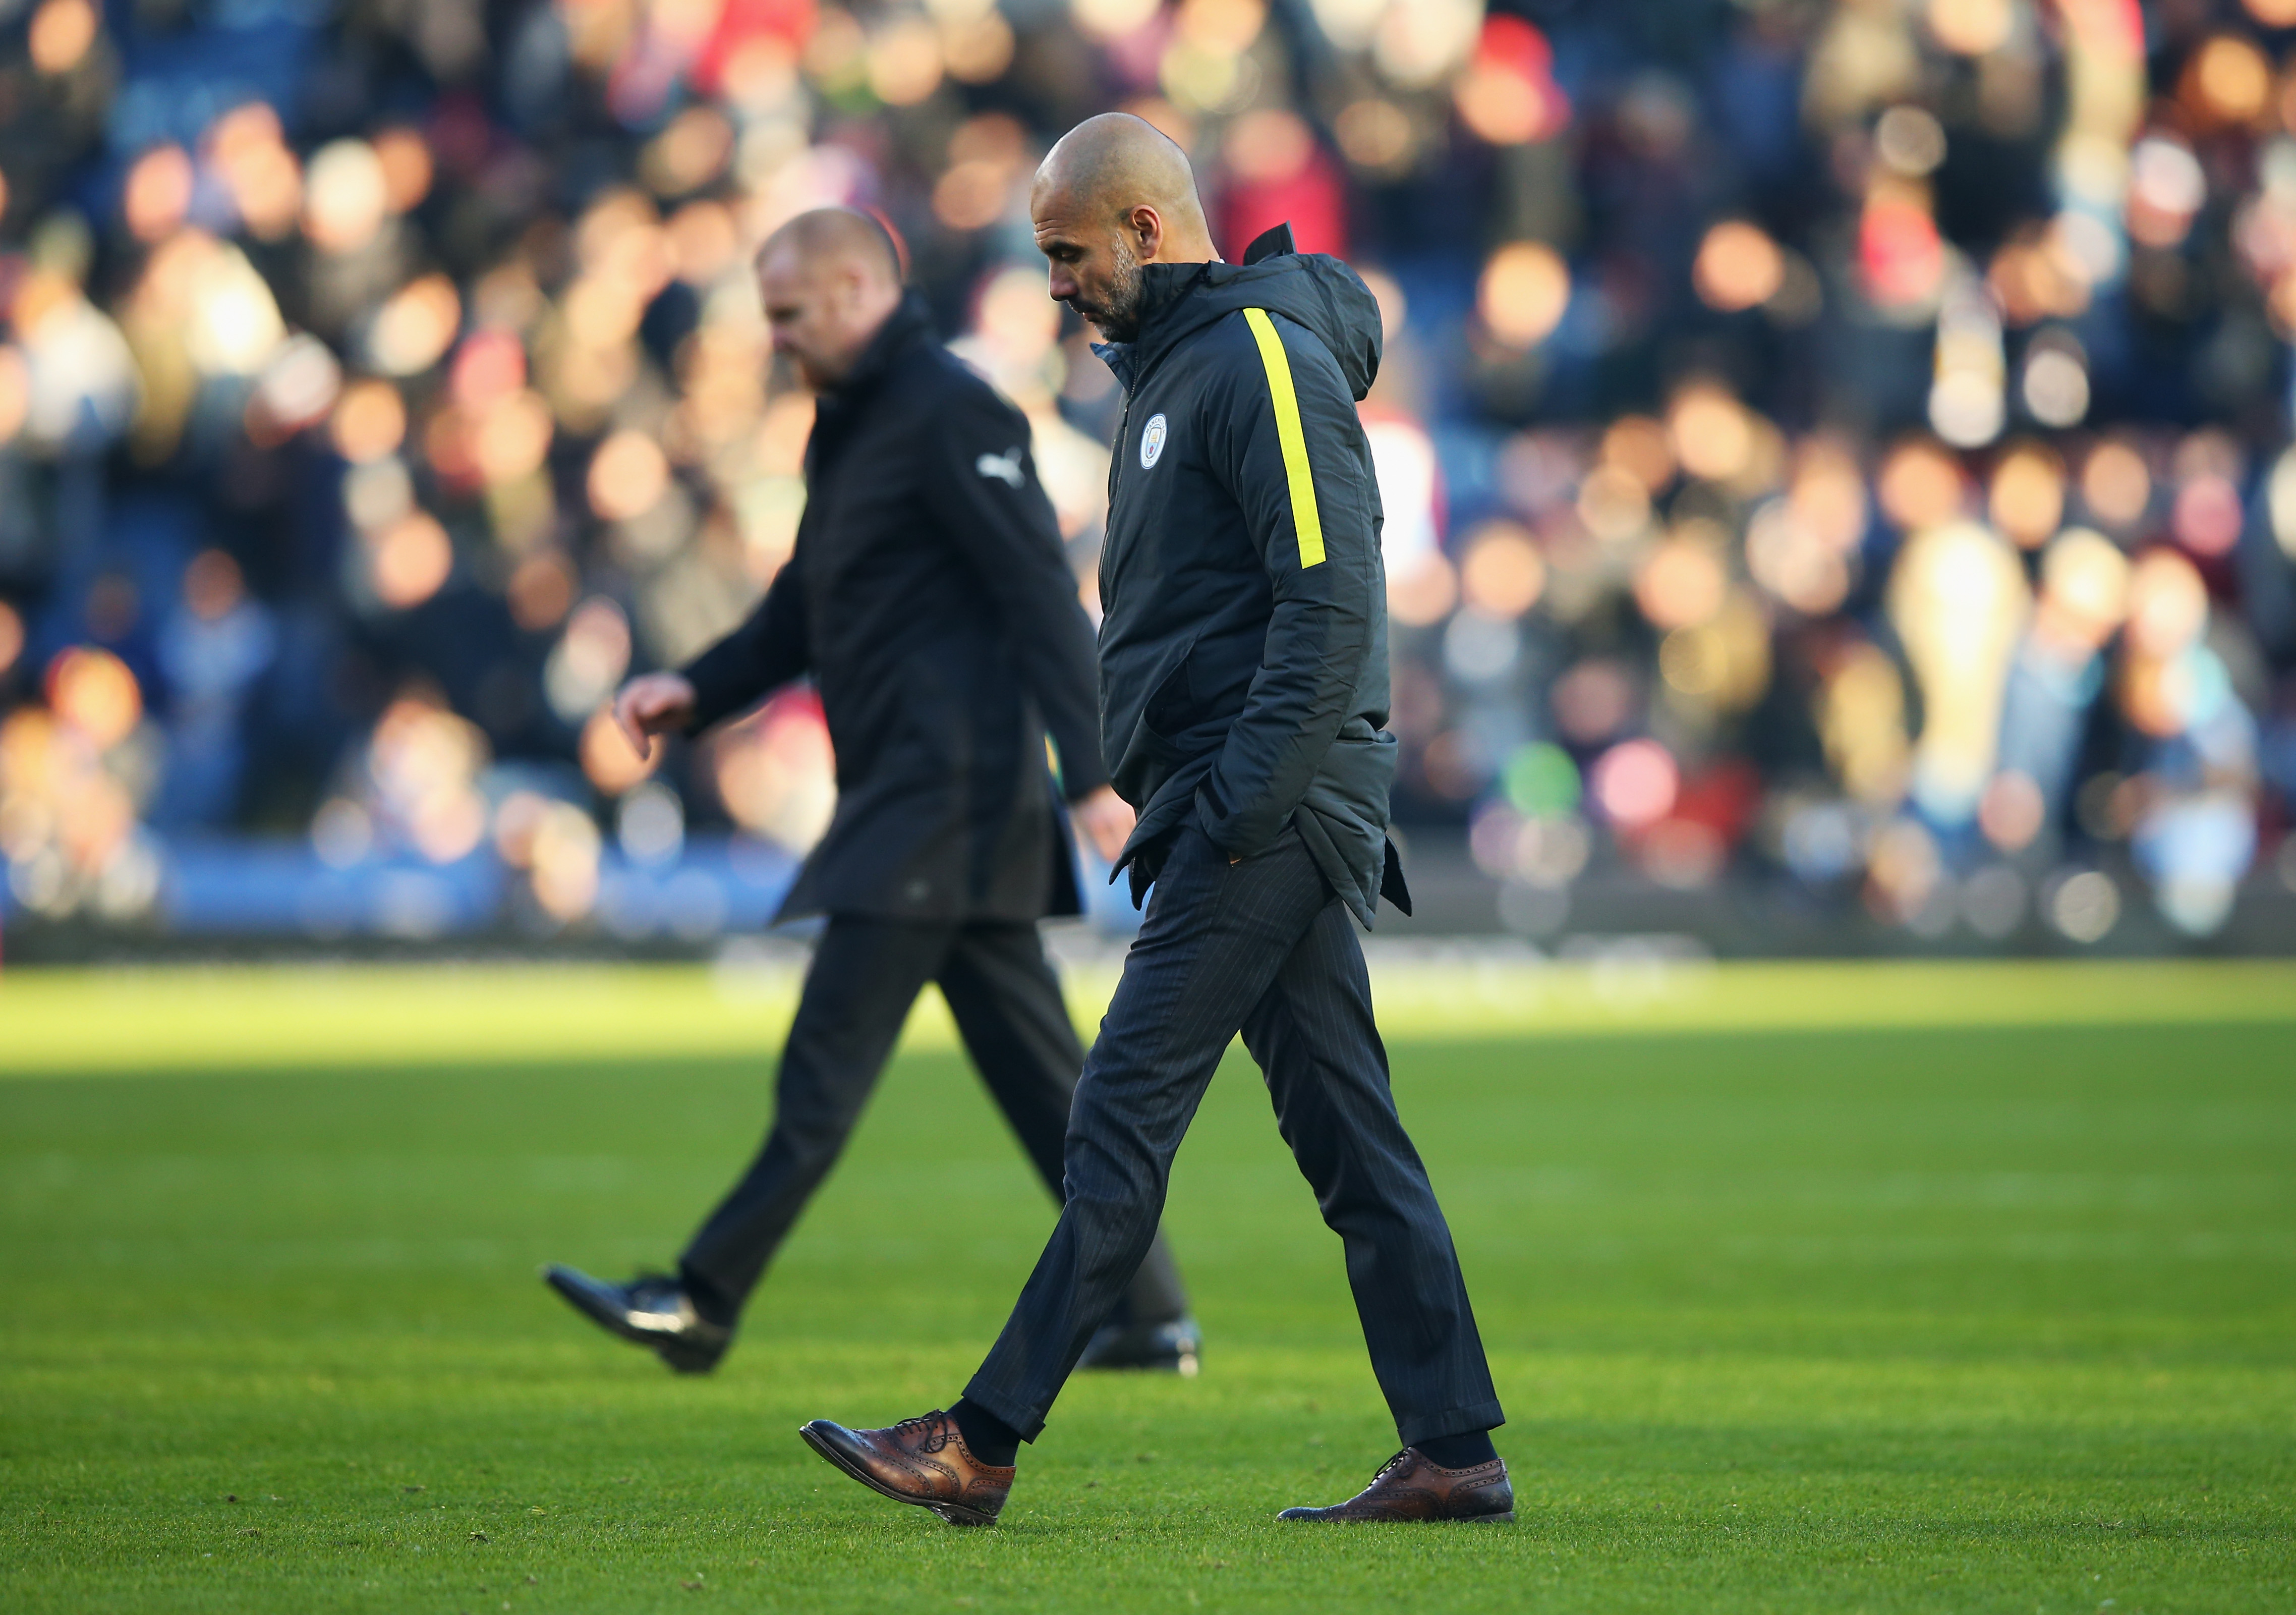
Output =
[
  {"x1": 675, "y1": 1261, "x2": 739, "y2": 1329},
  {"x1": 958, "y1": 1378, "x2": 1050, "y2": 1445},
  {"x1": 1397, "y1": 1401, "x2": 1508, "y2": 1449}
]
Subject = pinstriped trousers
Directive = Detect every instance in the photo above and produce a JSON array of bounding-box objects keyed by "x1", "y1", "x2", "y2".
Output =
[{"x1": 964, "y1": 819, "x2": 1505, "y2": 1448}]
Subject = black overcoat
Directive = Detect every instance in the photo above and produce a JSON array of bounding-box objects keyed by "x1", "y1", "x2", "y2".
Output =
[{"x1": 679, "y1": 293, "x2": 1107, "y2": 923}]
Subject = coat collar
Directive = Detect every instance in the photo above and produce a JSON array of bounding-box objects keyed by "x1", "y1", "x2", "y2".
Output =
[
  {"x1": 1090, "y1": 261, "x2": 1216, "y2": 395},
  {"x1": 820, "y1": 290, "x2": 936, "y2": 413}
]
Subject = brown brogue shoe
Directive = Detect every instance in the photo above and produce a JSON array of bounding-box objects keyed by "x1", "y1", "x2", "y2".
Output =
[
  {"x1": 798, "y1": 1410, "x2": 1015, "y2": 1527},
  {"x1": 1277, "y1": 1447, "x2": 1514, "y2": 1524}
]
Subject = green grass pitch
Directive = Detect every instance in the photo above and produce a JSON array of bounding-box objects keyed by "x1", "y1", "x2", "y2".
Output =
[{"x1": 2, "y1": 960, "x2": 2291, "y2": 1612}]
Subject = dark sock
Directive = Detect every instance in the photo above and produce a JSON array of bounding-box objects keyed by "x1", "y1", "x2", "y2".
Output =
[
  {"x1": 1415, "y1": 1429, "x2": 1499, "y2": 1469},
  {"x1": 948, "y1": 1398, "x2": 1021, "y2": 1467}
]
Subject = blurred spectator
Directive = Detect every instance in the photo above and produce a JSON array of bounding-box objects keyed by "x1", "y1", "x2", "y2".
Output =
[
  {"x1": 155, "y1": 549, "x2": 277, "y2": 826},
  {"x1": 0, "y1": 0, "x2": 2291, "y2": 947}
]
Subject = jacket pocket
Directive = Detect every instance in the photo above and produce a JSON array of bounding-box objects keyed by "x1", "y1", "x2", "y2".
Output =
[{"x1": 1136, "y1": 632, "x2": 1200, "y2": 754}]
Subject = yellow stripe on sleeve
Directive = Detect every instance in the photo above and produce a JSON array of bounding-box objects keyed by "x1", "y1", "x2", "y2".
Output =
[{"x1": 1241, "y1": 306, "x2": 1325, "y2": 569}]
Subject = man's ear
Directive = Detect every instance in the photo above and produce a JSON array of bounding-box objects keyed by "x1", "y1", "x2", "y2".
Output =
[{"x1": 1129, "y1": 204, "x2": 1166, "y2": 261}]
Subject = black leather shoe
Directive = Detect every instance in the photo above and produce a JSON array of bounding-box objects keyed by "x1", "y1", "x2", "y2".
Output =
[
  {"x1": 1076, "y1": 1315, "x2": 1201, "y2": 1375},
  {"x1": 541, "y1": 1265, "x2": 731, "y2": 1374}
]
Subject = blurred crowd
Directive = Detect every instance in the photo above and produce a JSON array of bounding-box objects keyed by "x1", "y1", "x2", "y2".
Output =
[{"x1": 1, "y1": 0, "x2": 2293, "y2": 944}]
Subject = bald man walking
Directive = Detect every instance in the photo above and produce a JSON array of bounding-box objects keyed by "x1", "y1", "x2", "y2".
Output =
[
  {"x1": 543, "y1": 207, "x2": 1197, "y2": 1376},
  {"x1": 799, "y1": 120, "x2": 1509, "y2": 1526}
]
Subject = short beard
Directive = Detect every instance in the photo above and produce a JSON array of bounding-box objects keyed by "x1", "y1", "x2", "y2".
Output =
[{"x1": 1079, "y1": 239, "x2": 1146, "y2": 343}]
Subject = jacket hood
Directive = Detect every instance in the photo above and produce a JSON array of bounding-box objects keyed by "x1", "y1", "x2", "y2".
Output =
[{"x1": 1110, "y1": 225, "x2": 1383, "y2": 401}]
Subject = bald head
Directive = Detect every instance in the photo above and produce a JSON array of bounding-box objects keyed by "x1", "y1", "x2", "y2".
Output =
[
  {"x1": 757, "y1": 206, "x2": 903, "y2": 288},
  {"x1": 1035, "y1": 114, "x2": 1211, "y2": 238},
  {"x1": 755, "y1": 206, "x2": 906, "y2": 390},
  {"x1": 1032, "y1": 114, "x2": 1219, "y2": 342}
]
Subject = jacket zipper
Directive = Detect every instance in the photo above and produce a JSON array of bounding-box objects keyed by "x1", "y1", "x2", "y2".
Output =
[
  {"x1": 1102, "y1": 391, "x2": 1133, "y2": 610},
  {"x1": 1108, "y1": 393, "x2": 1132, "y2": 506}
]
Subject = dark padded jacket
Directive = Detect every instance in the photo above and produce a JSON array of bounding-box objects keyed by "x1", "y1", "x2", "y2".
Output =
[
  {"x1": 1095, "y1": 226, "x2": 1410, "y2": 926},
  {"x1": 679, "y1": 292, "x2": 1107, "y2": 923}
]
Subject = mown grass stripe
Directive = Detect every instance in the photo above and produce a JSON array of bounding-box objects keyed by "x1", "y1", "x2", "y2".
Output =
[{"x1": 1, "y1": 959, "x2": 2292, "y2": 1076}]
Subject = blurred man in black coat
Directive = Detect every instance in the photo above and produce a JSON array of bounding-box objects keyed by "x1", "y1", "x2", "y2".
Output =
[{"x1": 543, "y1": 208, "x2": 1195, "y2": 1375}]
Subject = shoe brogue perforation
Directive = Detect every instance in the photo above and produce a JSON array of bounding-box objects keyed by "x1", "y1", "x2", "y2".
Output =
[{"x1": 800, "y1": 1411, "x2": 1015, "y2": 1527}]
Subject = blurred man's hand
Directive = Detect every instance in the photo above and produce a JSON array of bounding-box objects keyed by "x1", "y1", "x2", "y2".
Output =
[
  {"x1": 612, "y1": 672, "x2": 698, "y2": 759},
  {"x1": 1071, "y1": 785, "x2": 1135, "y2": 865}
]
